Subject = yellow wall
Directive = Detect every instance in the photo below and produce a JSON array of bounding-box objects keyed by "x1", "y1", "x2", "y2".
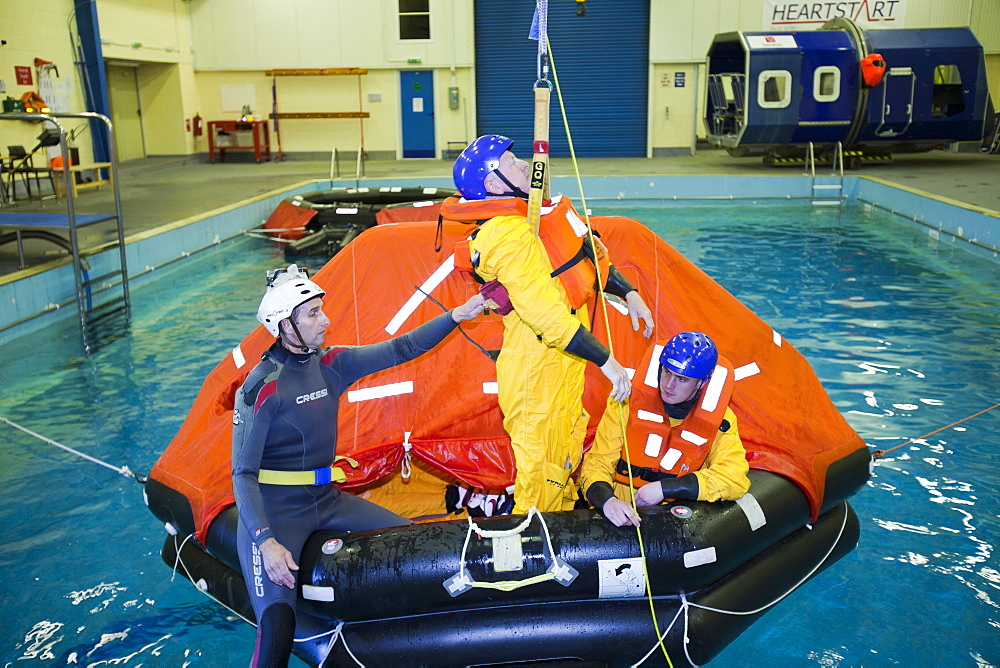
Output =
[
  {"x1": 3, "y1": 0, "x2": 997, "y2": 160},
  {"x1": 0, "y1": 0, "x2": 95, "y2": 160},
  {"x1": 97, "y1": 0, "x2": 199, "y2": 156},
  {"x1": 650, "y1": 64, "x2": 701, "y2": 154}
]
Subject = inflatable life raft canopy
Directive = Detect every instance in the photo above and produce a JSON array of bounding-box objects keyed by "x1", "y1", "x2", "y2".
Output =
[{"x1": 150, "y1": 214, "x2": 868, "y2": 543}]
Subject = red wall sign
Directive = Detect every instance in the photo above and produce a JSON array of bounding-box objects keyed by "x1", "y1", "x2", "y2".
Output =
[{"x1": 15, "y1": 66, "x2": 33, "y2": 85}]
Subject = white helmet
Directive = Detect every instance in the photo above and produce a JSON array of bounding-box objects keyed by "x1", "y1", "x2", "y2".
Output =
[{"x1": 256, "y1": 264, "x2": 326, "y2": 336}]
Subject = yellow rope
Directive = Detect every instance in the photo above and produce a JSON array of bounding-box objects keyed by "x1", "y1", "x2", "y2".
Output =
[
  {"x1": 548, "y1": 39, "x2": 673, "y2": 668},
  {"x1": 872, "y1": 402, "x2": 1000, "y2": 459}
]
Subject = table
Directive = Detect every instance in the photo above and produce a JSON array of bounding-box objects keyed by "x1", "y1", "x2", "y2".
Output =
[
  {"x1": 208, "y1": 120, "x2": 271, "y2": 163},
  {"x1": 52, "y1": 162, "x2": 113, "y2": 198}
]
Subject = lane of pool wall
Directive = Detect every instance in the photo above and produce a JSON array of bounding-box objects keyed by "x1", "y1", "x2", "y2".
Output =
[{"x1": 1, "y1": 174, "x2": 996, "y2": 346}]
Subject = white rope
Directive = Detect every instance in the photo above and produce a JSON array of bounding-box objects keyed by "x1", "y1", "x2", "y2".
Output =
[
  {"x1": 168, "y1": 532, "x2": 364, "y2": 665},
  {"x1": 400, "y1": 431, "x2": 413, "y2": 479},
  {"x1": 168, "y1": 533, "x2": 255, "y2": 627},
  {"x1": 457, "y1": 507, "x2": 561, "y2": 585},
  {"x1": 0, "y1": 416, "x2": 141, "y2": 479},
  {"x1": 631, "y1": 504, "x2": 851, "y2": 667}
]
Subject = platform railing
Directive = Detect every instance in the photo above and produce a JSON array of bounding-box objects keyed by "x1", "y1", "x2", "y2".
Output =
[{"x1": 0, "y1": 111, "x2": 129, "y2": 349}]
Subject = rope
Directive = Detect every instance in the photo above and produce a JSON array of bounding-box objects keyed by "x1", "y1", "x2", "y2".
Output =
[
  {"x1": 872, "y1": 402, "x2": 1000, "y2": 459},
  {"x1": 453, "y1": 507, "x2": 566, "y2": 592},
  {"x1": 168, "y1": 532, "x2": 365, "y2": 666},
  {"x1": 548, "y1": 40, "x2": 673, "y2": 668},
  {"x1": 413, "y1": 285, "x2": 496, "y2": 361},
  {"x1": 0, "y1": 416, "x2": 147, "y2": 482},
  {"x1": 630, "y1": 504, "x2": 851, "y2": 667}
]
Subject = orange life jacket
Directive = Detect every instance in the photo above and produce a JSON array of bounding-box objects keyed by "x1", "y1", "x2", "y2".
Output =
[
  {"x1": 442, "y1": 195, "x2": 611, "y2": 310},
  {"x1": 861, "y1": 53, "x2": 886, "y2": 87},
  {"x1": 614, "y1": 343, "x2": 735, "y2": 487}
]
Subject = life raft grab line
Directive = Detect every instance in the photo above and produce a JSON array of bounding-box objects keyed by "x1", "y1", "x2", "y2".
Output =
[
  {"x1": 167, "y1": 530, "x2": 366, "y2": 666},
  {"x1": 443, "y1": 507, "x2": 579, "y2": 596},
  {"x1": 0, "y1": 416, "x2": 147, "y2": 483},
  {"x1": 630, "y1": 503, "x2": 852, "y2": 668},
  {"x1": 872, "y1": 402, "x2": 1000, "y2": 460},
  {"x1": 548, "y1": 34, "x2": 674, "y2": 668}
]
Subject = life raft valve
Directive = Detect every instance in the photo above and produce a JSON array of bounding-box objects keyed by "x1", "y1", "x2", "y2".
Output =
[{"x1": 548, "y1": 558, "x2": 579, "y2": 586}]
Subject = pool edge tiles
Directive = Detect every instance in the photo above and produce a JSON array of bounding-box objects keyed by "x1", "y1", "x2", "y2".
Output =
[
  {"x1": 2, "y1": 174, "x2": 997, "y2": 346},
  {"x1": 0, "y1": 179, "x2": 323, "y2": 346},
  {"x1": 855, "y1": 176, "x2": 1000, "y2": 261}
]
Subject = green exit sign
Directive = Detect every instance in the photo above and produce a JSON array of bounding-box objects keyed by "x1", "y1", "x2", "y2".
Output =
[{"x1": 407, "y1": 58, "x2": 422, "y2": 64}]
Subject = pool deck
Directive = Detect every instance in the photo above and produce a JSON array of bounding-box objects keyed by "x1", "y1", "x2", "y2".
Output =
[{"x1": 1, "y1": 147, "x2": 997, "y2": 276}]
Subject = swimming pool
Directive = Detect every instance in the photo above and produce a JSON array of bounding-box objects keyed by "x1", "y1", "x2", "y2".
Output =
[{"x1": 1, "y1": 201, "x2": 997, "y2": 666}]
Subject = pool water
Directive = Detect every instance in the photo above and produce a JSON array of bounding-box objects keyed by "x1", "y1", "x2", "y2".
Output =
[{"x1": 1, "y1": 202, "x2": 997, "y2": 667}]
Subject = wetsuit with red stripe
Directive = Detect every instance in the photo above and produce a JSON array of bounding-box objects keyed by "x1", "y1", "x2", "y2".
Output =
[{"x1": 231, "y1": 310, "x2": 460, "y2": 666}]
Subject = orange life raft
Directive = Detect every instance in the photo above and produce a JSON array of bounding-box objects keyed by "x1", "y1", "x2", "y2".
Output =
[
  {"x1": 146, "y1": 208, "x2": 870, "y2": 667},
  {"x1": 151, "y1": 213, "x2": 866, "y2": 544}
]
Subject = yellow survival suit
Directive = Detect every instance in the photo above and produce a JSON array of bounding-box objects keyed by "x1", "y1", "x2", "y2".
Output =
[
  {"x1": 580, "y1": 342, "x2": 751, "y2": 504},
  {"x1": 441, "y1": 194, "x2": 620, "y2": 513}
]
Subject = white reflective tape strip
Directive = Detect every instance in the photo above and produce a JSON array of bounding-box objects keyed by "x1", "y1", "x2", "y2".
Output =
[
  {"x1": 607, "y1": 299, "x2": 628, "y2": 315},
  {"x1": 347, "y1": 381, "x2": 414, "y2": 403},
  {"x1": 772, "y1": 330, "x2": 782, "y2": 346},
  {"x1": 390, "y1": 186, "x2": 402, "y2": 192},
  {"x1": 684, "y1": 547, "x2": 717, "y2": 568},
  {"x1": 736, "y1": 493, "x2": 767, "y2": 531},
  {"x1": 335, "y1": 207, "x2": 359, "y2": 215},
  {"x1": 301, "y1": 585, "x2": 335, "y2": 602},
  {"x1": 659, "y1": 448, "x2": 682, "y2": 470},
  {"x1": 644, "y1": 434, "x2": 663, "y2": 458},
  {"x1": 355, "y1": 187, "x2": 370, "y2": 192},
  {"x1": 734, "y1": 362, "x2": 760, "y2": 381},
  {"x1": 636, "y1": 409, "x2": 664, "y2": 424},
  {"x1": 422, "y1": 187, "x2": 439, "y2": 194},
  {"x1": 680, "y1": 430, "x2": 708, "y2": 446},
  {"x1": 413, "y1": 200, "x2": 436, "y2": 207},
  {"x1": 385, "y1": 254, "x2": 456, "y2": 334},
  {"x1": 483, "y1": 382, "x2": 498, "y2": 394},
  {"x1": 232, "y1": 345, "x2": 246, "y2": 369},
  {"x1": 700, "y1": 364, "x2": 728, "y2": 412},
  {"x1": 644, "y1": 345, "x2": 664, "y2": 388},
  {"x1": 565, "y1": 206, "x2": 588, "y2": 236}
]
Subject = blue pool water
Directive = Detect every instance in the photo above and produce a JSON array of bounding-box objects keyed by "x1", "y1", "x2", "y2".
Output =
[{"x1": 1, "y1": 202, "x2": 997, "y2": 667}]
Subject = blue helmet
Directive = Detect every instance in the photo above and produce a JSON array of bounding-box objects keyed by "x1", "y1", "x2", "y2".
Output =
[
  {"x1": 659, "y1": 331, "x2": 718, "y2": 381},
  {"x1": 453, "y1": 134, "x2": 514, "y2": 199}
]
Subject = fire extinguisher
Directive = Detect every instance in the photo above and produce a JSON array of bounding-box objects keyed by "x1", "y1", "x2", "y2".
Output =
[{"x1": 193, "y1": 113, "x2": 203, "y2": 136}]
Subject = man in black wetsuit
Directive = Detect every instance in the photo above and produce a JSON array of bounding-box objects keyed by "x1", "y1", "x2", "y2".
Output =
[{"x1": 232, "y1": 264, "x2": 486, "y2": 666}]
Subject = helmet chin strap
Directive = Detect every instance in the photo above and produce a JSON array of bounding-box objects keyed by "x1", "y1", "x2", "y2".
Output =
[
  {"x1": 282, "y1": 318, "x2": 314, "y2": 353},
  {"x1": 491, "y1": 169, "x2": 530, "y2": 199}
]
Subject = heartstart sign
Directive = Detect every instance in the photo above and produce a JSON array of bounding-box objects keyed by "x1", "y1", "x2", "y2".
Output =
[{"x1": 764, "y1": 0, "x2": 906, "y2": 29}]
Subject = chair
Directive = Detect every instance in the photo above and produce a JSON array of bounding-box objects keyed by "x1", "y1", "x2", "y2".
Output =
[{"x1": 6, "y1": 145, "x2": 56, "y2": 202}]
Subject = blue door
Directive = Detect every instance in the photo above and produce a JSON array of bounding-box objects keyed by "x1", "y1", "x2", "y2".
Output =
[
  {"x1": 473, "y1": 0, "x2": 648, "y2": 157},
  {"x1": 401, "y1": 71, "x2": 435, "y2": 158}
]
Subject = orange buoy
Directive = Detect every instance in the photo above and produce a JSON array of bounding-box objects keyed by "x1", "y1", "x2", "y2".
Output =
[{"x1": 861, "y1": 53, "x2": 886, "y2": 87}]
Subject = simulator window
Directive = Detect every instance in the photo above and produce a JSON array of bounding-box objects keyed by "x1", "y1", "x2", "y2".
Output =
[
  {"x1": 399, "y1": 0, "x2": 431, "y2": 40},
  {"x1": 758, "y1": 70, "x2": 791, "y2": 109},
  {"x1": 932, "y1": 65, "x2": 964, "y2": 118},
  {"x1": 813, "y1": 67, "x2": 841, "y2": 103}
]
